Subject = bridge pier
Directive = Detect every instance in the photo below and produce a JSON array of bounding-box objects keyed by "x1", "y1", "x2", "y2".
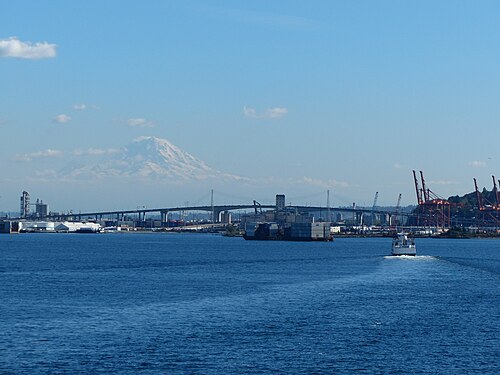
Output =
[
  {"x1": 160, "y1": 211, "x2": 169, "y2": 224},
  {"x1": 357, "y1": 212, "x2": 364, "y2": 226},
  {"x1": 213, "y1": 209, "x2": 223, "y2": 223}
]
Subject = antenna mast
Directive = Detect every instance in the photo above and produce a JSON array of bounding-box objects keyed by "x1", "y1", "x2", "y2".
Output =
[
  {"x1": 371, "y1": 191, "x2": 378, "y2": 225},
  {"x1": 327, "y1": 190, "x2": 331, "y2": 222},
  {"x1": 210, "y1": 189, "x2": 215, "y2": 223}
]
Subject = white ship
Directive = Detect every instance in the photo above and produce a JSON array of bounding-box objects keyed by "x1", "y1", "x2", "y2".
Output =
[{"x1": 391, "y1": 232, "x2": 416, "y2": 256}]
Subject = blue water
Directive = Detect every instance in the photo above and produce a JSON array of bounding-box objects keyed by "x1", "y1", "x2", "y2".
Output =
[{"x1": 1, "y1": 234, "x2": 499, "y2": 374}]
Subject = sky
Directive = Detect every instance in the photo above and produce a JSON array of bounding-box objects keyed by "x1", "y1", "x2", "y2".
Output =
[{"x1": 1, "y1": 0, "x2": 500, "y2": 212}]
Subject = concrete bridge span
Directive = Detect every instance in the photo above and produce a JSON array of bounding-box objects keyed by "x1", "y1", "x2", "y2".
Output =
[{"x1": 44, "y1": 204, "x2": 398, "y2": 223}]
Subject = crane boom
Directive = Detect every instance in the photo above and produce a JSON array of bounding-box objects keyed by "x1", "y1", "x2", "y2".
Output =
[
  {"x1": 372, "y1": 192, "x2": 379, "y2": 210},
  {"x1": 396, "y1": 193, "x2": 402, "y2": 210},
  {"x1": 394, "y1": 193, "x2": 402, "y2": 228},
  {"x1": 474, "y1": 178, "x2": 483, "y2": 210},
  {"x1": 253, "y1": 200, "x2": 262, "y2": 214},
  {"x1": 498, "y1": 179, "x2": 500, "y2": 208},
  {"x1": 413, "y1": 170, "x2": 423, "y2": 205},
  {"x1": 493, "y1": 176, "x2": 500, "y2": 208},
  {"x1": 420, "y1": 171, "x2": 429, "y2": 202}
]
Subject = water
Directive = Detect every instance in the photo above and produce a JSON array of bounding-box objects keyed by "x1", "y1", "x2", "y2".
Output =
[{"x1": 1, "y1": 234, "x2": 499, "y2": 374}]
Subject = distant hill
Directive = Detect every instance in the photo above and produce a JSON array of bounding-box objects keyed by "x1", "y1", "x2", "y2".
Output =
[{"x1": 448, "y1": 188, "x2": 497, "y2": 209}]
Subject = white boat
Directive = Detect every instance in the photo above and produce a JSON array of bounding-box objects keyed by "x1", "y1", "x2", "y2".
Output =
[{"x1": 391, "y1": 232, "x2": 416, "y2": 256}]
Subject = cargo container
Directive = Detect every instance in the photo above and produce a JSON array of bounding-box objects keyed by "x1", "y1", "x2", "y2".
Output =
[{"x1": 244, "y1": 222, "x2": 332, "y2": 241}]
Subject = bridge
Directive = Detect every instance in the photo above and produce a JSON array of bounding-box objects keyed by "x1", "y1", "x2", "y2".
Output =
[{"x1": 43, "y1": 203, "x2": 399, "y2": 223}]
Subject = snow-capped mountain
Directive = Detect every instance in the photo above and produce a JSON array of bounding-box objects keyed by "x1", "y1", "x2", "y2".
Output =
[{"x1": 60, "y1": 136, "x2": 244, "y2": 181}]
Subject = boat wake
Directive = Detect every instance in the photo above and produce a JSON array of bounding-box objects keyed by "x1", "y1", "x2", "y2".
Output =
[
  {"x1": 384, "y1": 255, "x2": 436, "y2": 261},
  {"x1": 437, "y1": 257, "x2": 500, "y2": 276}
]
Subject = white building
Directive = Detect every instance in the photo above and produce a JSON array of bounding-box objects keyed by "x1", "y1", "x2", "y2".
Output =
[
  {"x1": 55, "y1": 222, "x2": 102, "y2": 233},
  {"x1": 19, "y1": 221, "x2": 56, "y2": 232}
]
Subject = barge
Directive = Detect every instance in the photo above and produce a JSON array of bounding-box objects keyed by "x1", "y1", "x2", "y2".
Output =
[{"x1": 244, "y1": 222, "x2": 332, "y2": 241}]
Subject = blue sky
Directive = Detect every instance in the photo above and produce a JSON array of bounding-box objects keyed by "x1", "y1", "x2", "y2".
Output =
[{"x1": 1, "y1": 0, "x2": 500, "y2": 212}]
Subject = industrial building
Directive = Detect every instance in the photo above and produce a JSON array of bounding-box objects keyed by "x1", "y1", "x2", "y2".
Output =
[
  {"x1": 17, "y1": 221, "x2": 102, "y2": 233},
  {"x1": 19, "y1": 191, "x2": 49, "y2": 219}
]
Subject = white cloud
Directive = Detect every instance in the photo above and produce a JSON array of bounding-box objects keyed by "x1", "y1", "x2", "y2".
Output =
[
  {"x1": 73, "y1": 104, "x2": 87, "y2": 111},
  {"x1": 468, "y1": 160, "x2": 486, "y2": 168},
  {"x1": 428, "y1": 180, "x2": 457, "y2": 186},
  {"x1": 300, "y1": 177, "x2": 350, "y2": 189},
  {"x1": 72, "y1": 148, "x2": 120, "y2": 156},
  {"x1": 15, "y1": 149, "x2": 63, "y2": 162},
  {"x1": 72, "y1": 103, "x2": 99, "y2": 111},
  {"x1": 243, "y1": 106, "x2": 288, "y2": 119},
  {"x1": 256, "y1": 176, "x2": 349, "y2": 189},
  {"x1": 243, "y1": 106, "x2": 258, "y2": 118},
  {"x1": 53, "y1": 114, "x2": 71, "y2": 124},
  {"x1": 0, "y1": 37, "x2": 57, "y2": 59},
  {"x1": 34, "y1": 169, "x2": 58, "y2": 179},
  {"x1": 127, "y1": 118, "x2": 155, "y2": 128},
  {"x1": 393, "y1": 163, "x2": 408, "y2": 170},
  {"x1": 265, "y1": 107, "x2": 288, "y2": 118}
]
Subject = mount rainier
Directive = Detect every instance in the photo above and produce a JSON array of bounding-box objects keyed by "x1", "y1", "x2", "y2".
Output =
[{"x1": 60, "y1": 136, "x2": 245, "y2": 181}]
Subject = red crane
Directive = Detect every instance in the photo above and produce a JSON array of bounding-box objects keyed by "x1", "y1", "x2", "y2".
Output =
[
  {"x1": 493, "y1": 176, "x2": 500, "y2": 209},
  {"x1": 414, "y1": 171, "x2": 451, "y2": 229},
  {"x1": 412, "y1": 170, "x2": 423, "y2": 205},
  {"x1": 420, "y1": 171, "x2": 429, "y2": 202}
]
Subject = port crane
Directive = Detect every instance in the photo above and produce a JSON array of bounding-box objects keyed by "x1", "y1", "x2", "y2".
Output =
[
  {"x1": 473, "y1": 176, "x2": 500, "y2": 211},
  {"x1": 412, "y1": 170, "x2": 451, "y2": 228},
  {"x1": 253, "y1": 200, "x2": 262, "y2": 214},
  {"x1": 473, "y1": 176, "x2": 500, "y2": 226},
  {"x1": 492, "y1": 176, "x2": 500, "y2": 208},
  {"x1": 413, "y1": 170, "x2": 423, "y2": 205},
  {"x1": 393, "y1": 193, "x2": 402, "y2": 228}
]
